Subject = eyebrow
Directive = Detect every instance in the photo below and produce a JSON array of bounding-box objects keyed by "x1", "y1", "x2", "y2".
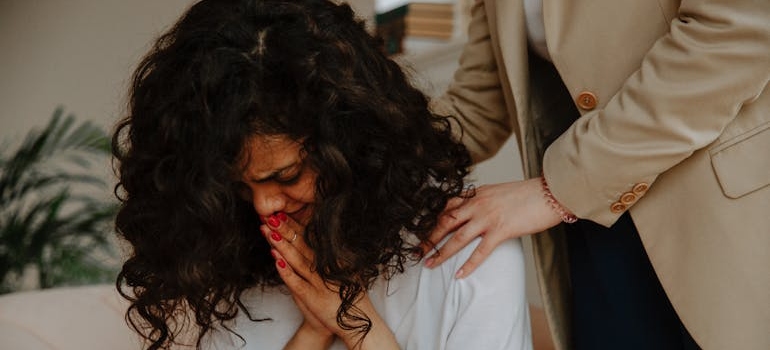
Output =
[{"x1": 248, "y1": 161, "x2": 301, "y2": 183}]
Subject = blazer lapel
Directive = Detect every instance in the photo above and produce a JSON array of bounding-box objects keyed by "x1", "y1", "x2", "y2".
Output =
[
  {"x1": 494, "y1": 2, "x2": 573, "y2": 350},
  {"x1": 485, "y1": 0, "x2": 538, "y2": 175}
]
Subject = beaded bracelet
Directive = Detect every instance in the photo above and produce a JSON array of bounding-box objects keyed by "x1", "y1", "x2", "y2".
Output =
[{"x1": 541, "y1": 175, "x2": 578, "y2": 224}]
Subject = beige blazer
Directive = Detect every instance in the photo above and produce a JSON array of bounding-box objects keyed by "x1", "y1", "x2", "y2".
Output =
[{"x1": 434, "y1": 1, "x2": 770, "y2": 349}]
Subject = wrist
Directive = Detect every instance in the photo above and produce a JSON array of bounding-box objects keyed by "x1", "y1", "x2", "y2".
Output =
[
  {"x1": 288, "y1": 322, "x2": 334, "y2": 350},
  {"x1": 340, "y1": 312, "x2": 399, "y2": 350},
  {"x1": 540, "y1": 174, "x2": 577, "y2": 224}
]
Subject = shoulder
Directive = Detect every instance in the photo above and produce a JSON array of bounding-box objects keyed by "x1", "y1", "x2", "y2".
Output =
[
  {"x1": 421, "y1": 235, "x2": 527, "y2": 296},
  {"x1": 407, "y1": 236, "x2": 533, "y2": 349},
  {"x1": 439, "y1": 235, "x2": 525, "y2": 280}
]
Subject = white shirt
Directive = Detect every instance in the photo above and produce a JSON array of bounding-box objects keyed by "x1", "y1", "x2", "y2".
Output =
[
  {"x1": 524, "y1": 0, "x2": 551, "y2": 61},
  {"x1": 204, "y1": 237, "x2": 532, "y2": 350}
]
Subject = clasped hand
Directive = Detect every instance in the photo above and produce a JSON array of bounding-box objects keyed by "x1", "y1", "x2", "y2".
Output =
[{"x1": 261, "y1": 213, "x2": 399, "y2": 350}]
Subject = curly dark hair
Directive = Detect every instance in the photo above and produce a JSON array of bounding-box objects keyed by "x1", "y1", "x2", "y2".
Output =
[{"x1": 112, "y1": 0, "x2": 471, "y2": 348}]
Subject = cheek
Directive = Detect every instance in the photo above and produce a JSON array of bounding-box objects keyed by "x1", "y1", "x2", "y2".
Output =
[{"x1": 287, "y1": 172, "x2": 316, "y2": 203}]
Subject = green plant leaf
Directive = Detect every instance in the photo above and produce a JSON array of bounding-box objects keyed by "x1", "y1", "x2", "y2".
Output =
[{"x1": 0, "y1": 108, "x2": 118, "y2": 293}]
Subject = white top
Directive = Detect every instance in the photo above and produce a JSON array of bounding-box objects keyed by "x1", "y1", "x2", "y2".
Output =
[
  {"x1": 204, "y1": 237, "x2": 532, "y2": 350},
  {"x1": 524, "y1": 0, "x2": 551, "y2": 61}
]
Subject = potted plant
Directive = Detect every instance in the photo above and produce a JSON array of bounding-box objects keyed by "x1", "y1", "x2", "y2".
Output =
[{"x1": 0, "y1": 107, "x2": 119, "y2": 293}]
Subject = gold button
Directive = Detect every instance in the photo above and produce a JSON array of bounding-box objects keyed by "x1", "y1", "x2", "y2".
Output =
[
  {"x1": 632, "y1": 183, "x2": 649, "y2": 194},
  {"x1": 610, "y1": 202, "x2": 627, "y2": 213},
  {"x1": 620, "y1": 192, "x2": 637, "y2": 204},
  {"x1": 576, "y1": 91, "x2": 598, "y2": 110}
]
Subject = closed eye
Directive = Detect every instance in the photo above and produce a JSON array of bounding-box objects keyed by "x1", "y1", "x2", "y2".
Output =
[{"x1": 274, "y1": 164, "x2": 304, "y2": 185}]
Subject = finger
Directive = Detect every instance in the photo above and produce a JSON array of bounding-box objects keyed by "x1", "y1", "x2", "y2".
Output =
[
  {"x1": 263, "y1": 213, "x2": 294, "y2": 241},
  {"x1": 271, "y1": 249, "x2": 312, "y2": 298},
  {"x1": 281, "y1": 213, "x2": 315, "y2": 260},
  {"x1": 278, "y1": 211, "x2": 306, "y2": 235},
  {"x1": 266, "y1": 226, "x2": 328, "y2": 289},
  {"x1": 264, "y1": 213, "x2": 313, "y2": 261},
  {"x1": 421, "y1": 198, "x2": 468, "y2": 254},
  {"x1": 267, "y1": 212, "x2": 304, "y2": 237},
  {"x1": 424, "y1": 217, "x2": 487, "y2": 268},
  {"x1": 265, "y1": 226, "x2": 318, "y2": 283},
  {"x1": 454, "y1": 235, "x2": 501, "y2": 279}
]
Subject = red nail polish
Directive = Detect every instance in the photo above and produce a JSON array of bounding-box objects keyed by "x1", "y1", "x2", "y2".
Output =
[
  {"x1": 277, "y1": 212, "x2": 288, "y2": 222},
  {"x1": 270, "y1": 249, "x2": 278, "y2": 259},
  {"x1": 267, "y1": 215, "x2": 280, "y2": 227},
  {"x1": 270, "y1": 232, "x2": 282, "y2": 241},
  {"x1": 277, "y1": 259, "x2": 286, "y2": 268}
]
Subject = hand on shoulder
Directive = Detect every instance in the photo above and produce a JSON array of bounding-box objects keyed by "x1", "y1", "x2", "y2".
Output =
[{"x1": 423, "y1": 177, "x2": 562, "y2": 278}]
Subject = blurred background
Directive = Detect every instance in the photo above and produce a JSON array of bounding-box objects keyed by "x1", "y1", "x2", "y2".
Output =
[{"x1": 0, "y1": 0, "x2": 530, "y2": 302}]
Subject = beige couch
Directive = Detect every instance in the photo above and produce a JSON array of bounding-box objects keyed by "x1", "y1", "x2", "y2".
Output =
[
  {"x1": 0, "y1": 285, "x2": 554, "y2": 350},
  {"x1": 0, "y1": 285, "x2": 140, "y2": 350}
]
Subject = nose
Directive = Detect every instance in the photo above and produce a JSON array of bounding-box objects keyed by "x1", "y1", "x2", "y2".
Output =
[{"x1": 250, "y1": 183, "x2": 287, "y2": 216}]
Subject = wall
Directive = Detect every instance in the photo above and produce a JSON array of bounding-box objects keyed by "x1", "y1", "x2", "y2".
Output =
[{"x1": 0, "y1": 0, "x2": 196, "y2": 142}]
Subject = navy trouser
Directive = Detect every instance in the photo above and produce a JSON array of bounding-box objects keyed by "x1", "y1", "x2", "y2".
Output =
[{"x1": 566, "y1": 213, "x2": 701, "y2": 350}]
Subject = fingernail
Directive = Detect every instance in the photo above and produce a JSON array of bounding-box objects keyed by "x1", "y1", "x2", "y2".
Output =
[
  {"x1": 270, "y1": 231, "x2": 282, "y2": 241},
  {"x1": 267, "y1": 215, "x2": 281, "y2": 228},
  {"x1": 277, "y1": 259, "x2": 286, "y2": 268},
  {"x1": 270, "y1": 249, "x2": 278, "y2": 259},
  {"x1": 455, "y1": 268, "x2": 464, "y2": 279},
  {"x1": 277, "y1": 212, "x2": 288, "y2": 222},
  {"x1": 424, "y1": 257, "x2": 435, "y2": 268}
]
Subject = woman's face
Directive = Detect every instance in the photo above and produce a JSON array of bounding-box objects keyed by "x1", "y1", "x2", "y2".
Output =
[{"x1": 236, "y1": 135, "x2": 316, "y2": 225}]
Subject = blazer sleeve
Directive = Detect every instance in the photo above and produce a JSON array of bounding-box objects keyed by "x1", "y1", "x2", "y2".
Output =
[
  {"x1": 543, "y1": 0, "x2": 770, "y2": 226},
  {"x1": 431, "y1": 1, "x2": 515, "y2": 163}
]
